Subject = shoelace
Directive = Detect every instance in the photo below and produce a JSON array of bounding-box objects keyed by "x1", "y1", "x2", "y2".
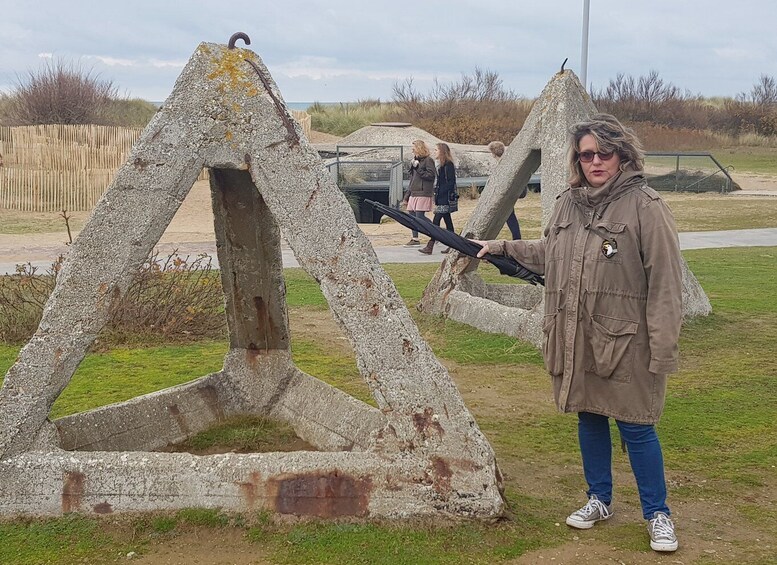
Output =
[
  {"x1": 650, "y1": 514, "x2": 675, "y2": 539},
  {"x1": 578, "y1": 497, "x2": 609, "y2": 519}
]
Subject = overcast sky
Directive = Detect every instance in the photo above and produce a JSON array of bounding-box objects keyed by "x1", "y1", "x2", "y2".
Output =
[{"x1": 1, "y1": 1, "x2": 774, "y2": 103}]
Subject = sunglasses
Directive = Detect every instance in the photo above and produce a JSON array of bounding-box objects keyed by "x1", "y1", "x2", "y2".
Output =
[{"x1": 577, "y1": 150, "x2": 615, "y2": 163}]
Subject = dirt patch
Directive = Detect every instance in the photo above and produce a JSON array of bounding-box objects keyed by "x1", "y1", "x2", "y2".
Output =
[
  {"x1": 308, "y1": 129, "x2": 343, "y2": 144},
  {"x1": 132, "y1": 529, "x2": 272, "y2": 565}
]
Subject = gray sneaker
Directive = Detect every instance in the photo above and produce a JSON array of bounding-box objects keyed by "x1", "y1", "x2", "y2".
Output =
[
  {"x1": 648, "y1": 511, "x2": 678, "y2": 552},
  {"x1": 403, "y1": 238, "x2": 421, "y2": 247},
  {"x1": 565, "y1": 495, "x2": 613, "y2": 529}
]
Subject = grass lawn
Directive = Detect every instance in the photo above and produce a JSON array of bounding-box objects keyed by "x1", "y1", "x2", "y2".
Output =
[
  {"x1": 717, "y1": 145, "x2": 777, "y2": 175},
  {"x1": 1, "y1": 249, "x2": 776, "y2": 563}
]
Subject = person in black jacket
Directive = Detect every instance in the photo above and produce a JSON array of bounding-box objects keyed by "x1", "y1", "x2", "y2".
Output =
[{"x1": 419, "y1": 142, "x2": 457, "y2": 254}]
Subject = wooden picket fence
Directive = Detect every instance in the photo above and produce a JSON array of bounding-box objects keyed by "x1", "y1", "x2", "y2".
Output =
[
  {"x1": 0, "y1": 114, "x2": 310, "y2": 212},
  {"x1": 0, "y1": 124, "x2": 212, "y2": 212},
  {"x1": 290, "y1": 110, "x2": 311, "y2": 139},
  {"x1": 0, "y1": 124, "x2": 145, "y2": 212}
]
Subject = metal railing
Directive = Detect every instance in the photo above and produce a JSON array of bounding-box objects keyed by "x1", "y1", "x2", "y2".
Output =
[
  {"x1": 644, "y1": 152, "x2": 735, "y2": 193},
  {"x1": 326, "y1": 146, "x2": 408, "y2": 221}
]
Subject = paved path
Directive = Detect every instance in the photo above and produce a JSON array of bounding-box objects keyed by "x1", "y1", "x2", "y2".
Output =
[{"x1": 1, "y1": 228, "x2": 775, "y2": 275}]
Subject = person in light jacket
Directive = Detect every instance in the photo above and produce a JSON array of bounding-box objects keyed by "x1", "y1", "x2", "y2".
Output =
[
  {"x1": 474, "y1": 114, "x2": 683, "y2": 553},
  {"x1": 403, "y1": 140, "x2": 437, "y2": 247}
]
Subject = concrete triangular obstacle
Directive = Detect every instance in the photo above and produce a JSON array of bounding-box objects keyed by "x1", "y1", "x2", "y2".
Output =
[
  {"x1": 0, "y1": 41, "x2": 503, "y2": 518},
  {"x1": 418, "y1": 70, "x2": 712, "y2": 344}
]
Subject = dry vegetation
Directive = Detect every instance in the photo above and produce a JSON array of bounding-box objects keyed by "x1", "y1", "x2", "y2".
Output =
[{"x1": 307, "y1": 70, "x2": 777, "y2": 152}]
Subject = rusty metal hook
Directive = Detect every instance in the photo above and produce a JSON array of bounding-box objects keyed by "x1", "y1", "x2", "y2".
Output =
[{"x1": 228, "y1": 32, "x2": 251, "y2": 49}]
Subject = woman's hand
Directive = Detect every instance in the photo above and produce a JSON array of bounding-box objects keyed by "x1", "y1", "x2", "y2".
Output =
[{"x1": 471, "y1": 240, "x2": 490, "y2": 258}]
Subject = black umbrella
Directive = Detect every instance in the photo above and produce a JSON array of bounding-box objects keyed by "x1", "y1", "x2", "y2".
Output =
[{"x1": 365, "y1": 199, "x2": 545, "y2": 286}]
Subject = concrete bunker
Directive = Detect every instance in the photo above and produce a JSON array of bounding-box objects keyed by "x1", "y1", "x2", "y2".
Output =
[{"x1": 0, "y1": 38, "x2": 503, "y2": 519}]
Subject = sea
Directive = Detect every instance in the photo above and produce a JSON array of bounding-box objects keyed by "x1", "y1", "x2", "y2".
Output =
[
  {"x1": 151, "y1": 101, "x2": 337, "y2": 111},
  {"x1": 286, "y1": 102, "x2": 341, "y2": 111}
]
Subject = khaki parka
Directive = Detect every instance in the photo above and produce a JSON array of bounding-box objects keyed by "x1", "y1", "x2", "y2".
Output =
[{"x1": 487, "y1": 171, "x2": 683, "y2": 424}]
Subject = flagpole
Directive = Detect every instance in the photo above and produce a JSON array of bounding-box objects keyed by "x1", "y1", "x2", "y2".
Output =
[{"x1": 581, "y1": 0, "x2": 590, "y2": 92}]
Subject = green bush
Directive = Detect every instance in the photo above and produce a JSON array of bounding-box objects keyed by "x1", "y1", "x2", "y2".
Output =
[
  {"x1": 309, "y1": 99, "x2": 395, "y2": 136},
  {"x1": 103, "y1": 98, "x2": 158, "y2": 127}
]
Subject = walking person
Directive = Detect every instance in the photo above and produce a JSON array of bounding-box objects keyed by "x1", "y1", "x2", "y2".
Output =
[
  {"x1": 474, "y1": 115, "x2": 683, "y2": 553},
  {"x1": 488, "y1": 141, "x2": 524, "y2": 240},
  {"x1": 403, "y1": 140, "x2": 436, "y2": 247},
  {"x1": 419, "y1": 143, "x2": 457, "y2": 254}
]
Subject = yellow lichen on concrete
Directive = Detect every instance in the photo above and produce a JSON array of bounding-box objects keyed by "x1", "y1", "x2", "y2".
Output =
[{"x1": 206, "y1": 48, "x2": 262, "y2": 94}]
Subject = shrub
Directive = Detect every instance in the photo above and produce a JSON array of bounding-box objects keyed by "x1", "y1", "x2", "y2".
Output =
[
  {"x1": 1, "y1": 59, "x2": 117, "y2": 126},
  {"x1": 103, "y1": 250, "x2": 225, "y2": 344},
  {"x1": 0, "y1": 251, "x2": 226, "y2": 346},
  {"x1": 103, "y1": 98, "x2": 158, "y2": 128},
  {"x1": 0, "y1": 260, "x2": 61, "y2": 343},
  {"x1": 391, "y1": 69, "x2": 531, "y2": 144},
  {"x1": 592, "y1": 70, "x2": 711, "y2": 130},
  {"x1": 716, "y1": 76, "x2": 777, "y2": 137}
]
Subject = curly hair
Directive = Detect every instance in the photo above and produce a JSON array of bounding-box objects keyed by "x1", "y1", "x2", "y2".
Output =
[
  {"x1": 488, "y1": 140, "x2": 505, "y2": 158},
  {"x1": 567, "y1": 114, "x2": 644, "y2": 187},
  {"x1": 412, "y1": 139, "x2": 430, "y2": 158}
]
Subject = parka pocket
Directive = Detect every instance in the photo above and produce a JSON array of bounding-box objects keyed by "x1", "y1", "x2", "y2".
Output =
[
  {"x1": 547, "y1": 220, "x2": 573, "y2": 262},
  {"x1": 590, "y1": 222, "x2": 626, "y2": 263},
  {"x1": 542, "y1": 313, "x2": 563, "y2": 377},
  {"x1": 587, "y1": 314, "x2": 638, "y2": 381}
]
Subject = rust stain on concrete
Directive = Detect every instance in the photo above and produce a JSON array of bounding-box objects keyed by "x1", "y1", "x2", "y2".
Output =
[
  {"x1": 430, "y1": 456, "x2": 453, "y2": 495},
  {"x1": 267, "y1": 471, "x2": 372, "y2": 517},
  {"x1": 412, "y1": 407, "x2": 445, "y2": 439},
  {"x1": 93, "y1": 501, "x2": 113, "y2": 514},
  {"x1": 237, "y1": 471, "x2": 263, "y2": 509},
  {"x1": 62, "y1": 471, "x2": 85, "y2": 513}
]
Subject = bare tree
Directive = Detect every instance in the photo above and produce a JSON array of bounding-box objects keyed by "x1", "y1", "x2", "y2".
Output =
[
  {"x1": 738, "y1": 74, "x2": 777, "y2": 106},
  {"x1": 3, "y1": 59, "x2": 117, "y2": 126}
]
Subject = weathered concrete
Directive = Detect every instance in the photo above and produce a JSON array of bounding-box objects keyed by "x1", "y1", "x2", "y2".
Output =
[
  {"x1": 418, "y1": 70, "x2": 711, "y2": 344},
  {"x1": 0, "y1": 42, "x2": 503, "y2": 519}
]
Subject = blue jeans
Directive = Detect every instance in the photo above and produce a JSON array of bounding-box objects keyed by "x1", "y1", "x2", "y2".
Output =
[{"x1": 577, "y1": 412, "x2": 670, "y2": 519}]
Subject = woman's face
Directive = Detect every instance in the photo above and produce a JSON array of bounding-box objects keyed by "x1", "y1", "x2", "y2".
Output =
[
  {"x1": 433, "y1": 147, "x2": 439, "y2": 159},
  {"x1": 413, "y1": 144, "x2": 421, "y2": 157},
  {"x1": 578, "y1": 134, "x2": 621, "y2": 188}
]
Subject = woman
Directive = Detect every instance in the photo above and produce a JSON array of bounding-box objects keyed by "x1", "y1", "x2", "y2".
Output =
[
  {"x1": 475, "y1": 114, "x2": 683, "y2": 553},
  {"x1": 419, "y1": 142, "x2": 457, "y2": 254},
  {"x1": 403, "y1": 140, "x2": 436, "y2": 247}
]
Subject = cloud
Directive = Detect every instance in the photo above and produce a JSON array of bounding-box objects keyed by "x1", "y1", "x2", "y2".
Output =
[
  {"x1": 89, "y1": 56, "x2": 137, "y2": 67},
  {"x1": 272, "y1": 56, "x2": 449, "y2": 83},
  {"x1": 37, "y1": 53, "x2": 53, "y2": 59},
  {"x1": 713, "y1": 47, "x2": 761, "y2": 62},
  {"x1": 83, "y1": 55, "x2": 186, "y2": 70}
]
